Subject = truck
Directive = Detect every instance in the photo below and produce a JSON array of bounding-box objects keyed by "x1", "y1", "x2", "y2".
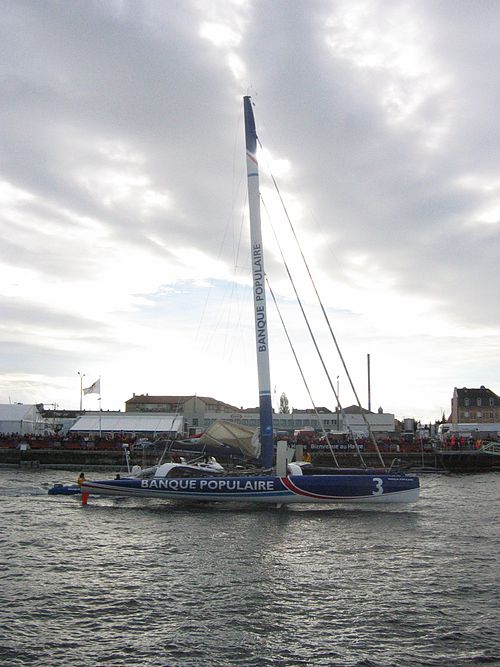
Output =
[{"x1": 437, "y1": 423, "x2": 500, "y2": 442}]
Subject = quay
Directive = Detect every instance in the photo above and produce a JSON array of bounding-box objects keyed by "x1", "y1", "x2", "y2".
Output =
[{"x1": 0, "y1": 444, "x2": 498, "y2": 473}]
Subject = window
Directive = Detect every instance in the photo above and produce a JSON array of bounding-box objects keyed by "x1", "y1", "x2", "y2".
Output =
[
  {"x1": 463, "y1": 411, "x2": 469, "y2": 418},
  {"x1": 166, "y1": 466, "x2": 220, "y2": 478},
  {"x1": 464, "y1": 398, "x2": 470, "y2": 406},
  {"x1": 489, "y1": 398, "x2": 495, "y2": 406},
  {"x1": 477, "y1": 411, "x2": 482, "y2": 418},
  {"x1": 477, "y1": 398, "x2": 482, "y2": 406}
]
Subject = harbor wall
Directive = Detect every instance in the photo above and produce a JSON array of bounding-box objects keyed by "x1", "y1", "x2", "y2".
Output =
[
  {"x1": 0, "y1": 447, "x2": 438, "y2": 471},
  {"x1": 0, "y1": 447, "x2": 497, "y2": 473}
]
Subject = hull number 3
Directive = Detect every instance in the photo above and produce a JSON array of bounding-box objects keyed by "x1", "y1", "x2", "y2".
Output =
[{"x1": 372, "y1": 477, "x2": 384, "y2": 495}]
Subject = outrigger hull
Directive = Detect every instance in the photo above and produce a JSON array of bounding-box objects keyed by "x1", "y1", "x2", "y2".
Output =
[
  {"x1": 48, "y1": 483, "x2": 81, "y2": 496},
  {"x1": 81, "y1": 473, "x2": 419, "y2": 504}
]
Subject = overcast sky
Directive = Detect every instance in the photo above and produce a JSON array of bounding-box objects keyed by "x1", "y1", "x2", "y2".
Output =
[{"x1": 1, "y1": 0, "x2": 499, "y2": 423}]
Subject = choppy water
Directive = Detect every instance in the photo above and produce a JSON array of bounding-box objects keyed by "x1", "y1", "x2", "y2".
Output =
[{"x1": 0, "y1": 468, "x2": 499, "y2": 667}]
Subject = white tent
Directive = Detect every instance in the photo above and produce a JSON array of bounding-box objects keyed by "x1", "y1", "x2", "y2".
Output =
[
  {"x1": 70, "y1": 414, "x2": 183, "y2": 435},
  {"x1": 0, "y1": 404, "x2": 44, "y2": 435}
]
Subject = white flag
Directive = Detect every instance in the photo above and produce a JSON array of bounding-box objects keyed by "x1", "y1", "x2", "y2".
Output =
[{"x1": 83, "y1": 379, "x2": 101, "y2": 395}]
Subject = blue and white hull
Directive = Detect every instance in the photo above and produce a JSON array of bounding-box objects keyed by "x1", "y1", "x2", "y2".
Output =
[
  {"x1": 81, "y1": 473, "x2": 419, "y2": 505},
  {"x1": 48, "y1": 483, "x2": 81, "y2": 496}
]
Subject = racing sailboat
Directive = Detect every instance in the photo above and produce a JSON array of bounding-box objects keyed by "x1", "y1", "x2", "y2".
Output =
[{"x1": 81, "y1": 97, "x2": 419, "y2": 505}]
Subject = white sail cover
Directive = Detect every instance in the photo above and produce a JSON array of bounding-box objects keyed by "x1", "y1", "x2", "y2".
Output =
[{"x1": 197, "y1": 420, "x2": 260, "y2": 459}]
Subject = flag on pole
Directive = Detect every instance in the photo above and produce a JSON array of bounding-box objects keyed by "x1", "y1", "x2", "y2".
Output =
[{"x1": 83, "y1": 379, "x2": 101, "y2": 395}]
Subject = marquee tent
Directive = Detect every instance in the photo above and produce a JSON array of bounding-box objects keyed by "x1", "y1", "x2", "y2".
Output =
[{"x1": 69, "y1": 414, "x2": 183, "y2": 435}]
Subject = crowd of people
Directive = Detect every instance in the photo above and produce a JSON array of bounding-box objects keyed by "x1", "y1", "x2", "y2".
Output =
[
  {"x1": 440, "y1": 434, "x2": 492, "y2": 450},
  {"x1": 0, "y1": 431, "x2": 495, "y2": 453},
  {"x1": 0, "y1": 433, "x2": 137, "y2": 450}
]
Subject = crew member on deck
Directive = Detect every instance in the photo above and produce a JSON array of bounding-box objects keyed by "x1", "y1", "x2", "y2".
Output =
[{"x1": 77, "y1": 472, "x2": 86, "y2": 486}]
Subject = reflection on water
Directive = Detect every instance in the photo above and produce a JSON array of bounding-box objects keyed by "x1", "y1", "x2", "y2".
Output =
[{"x1": 0, "y1": 469, "x2": 499, "y2": 666}]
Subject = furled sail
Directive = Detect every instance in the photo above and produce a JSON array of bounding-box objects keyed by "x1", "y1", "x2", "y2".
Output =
[{"x1": 197, "y1": 419, "x2": 260, "y2": 459}]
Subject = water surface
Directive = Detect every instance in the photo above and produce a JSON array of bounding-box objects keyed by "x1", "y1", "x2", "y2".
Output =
[{"x1": 0, "y1": 469, "x2": 499, "y2": 666}]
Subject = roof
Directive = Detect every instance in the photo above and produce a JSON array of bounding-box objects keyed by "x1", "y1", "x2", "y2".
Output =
[
  {"x1": 0, "y1": 404, "x2": 40, "y2": 420},
  {"x1": 70, "y1": 414, "x2": 184, "y2": 433},
  {"x1": 454, "y1": 386, "x2": 499, "y2": 405},
  {"x1": 343, "y1": 405, "x2": 372, "y2": 414},
  {"x1": 125, "y1": 394, "x2": 240, "y2": 411},
  {"x1": 41, "y1": 409, "x2": 81, "y2": 418}
]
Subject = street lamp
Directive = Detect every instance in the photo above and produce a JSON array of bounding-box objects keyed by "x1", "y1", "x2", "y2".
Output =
[{"x1": 77, "y1": 371, "x2": 85, "y2": 412}]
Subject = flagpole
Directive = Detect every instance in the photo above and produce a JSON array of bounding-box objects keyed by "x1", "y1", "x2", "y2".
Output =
[{"x1": 77, "y1": 371, "x2": 85, "y2": 413}]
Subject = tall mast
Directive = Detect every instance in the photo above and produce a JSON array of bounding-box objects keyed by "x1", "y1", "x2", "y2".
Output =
[{"x1": 243, "y1": 96, "x2": 274, "y2": 470}]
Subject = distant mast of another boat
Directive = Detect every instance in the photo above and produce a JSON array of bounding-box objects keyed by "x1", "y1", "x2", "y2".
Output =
[{"x1": 243, "y1": 95, "x2": 274, "y2": 471}]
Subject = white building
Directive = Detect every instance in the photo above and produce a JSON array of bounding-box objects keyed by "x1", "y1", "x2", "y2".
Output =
[
  {"x1": 123, "y1": 395, "x2": 395, "y2": 437},
  {"x1": 343, "y1": 411, "x2": 396, "y2": 436}
]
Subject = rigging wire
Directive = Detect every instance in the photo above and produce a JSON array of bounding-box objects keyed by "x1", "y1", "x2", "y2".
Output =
[
  {"x1": 266, "y1": 279, "x2": 340, "y2": 467},
  {"x1": 193, "y1": 125, "x2": 252, "y2": 400},
  {"x1": 262, "y1": 197, "x2": 366, "y2": 467},
  {"x1": 258, "y1": 137, "x2": 385, "y2": 467}
]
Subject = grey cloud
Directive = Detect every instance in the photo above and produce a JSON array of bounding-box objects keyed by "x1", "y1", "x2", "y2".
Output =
[
  {"x1": 0, "y1": 0, "x2": 498, "y2": 414},
  {"x1": 0, "y1": 341, "x2": 76, "y2": 374},
  {"x1": 1, "y1": 0, "x2": 238, "y2": 272},
  {"x1": 239, "y1": 0, "x2": 499, "y2": 326}
]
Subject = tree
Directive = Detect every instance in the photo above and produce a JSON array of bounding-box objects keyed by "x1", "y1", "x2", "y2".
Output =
[{"x1": 279, "y1": 392, "x2": 290, "y2": 414}]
